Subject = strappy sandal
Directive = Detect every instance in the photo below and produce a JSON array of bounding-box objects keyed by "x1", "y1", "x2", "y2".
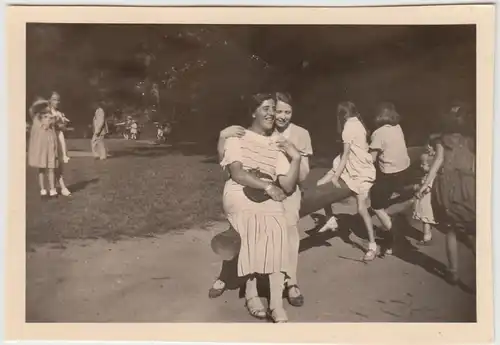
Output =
[
  {"x1": 363, "y1": 249, "x2": 377, "y2": 262},
  {"x1": 286, "y1": 284, "x2": 304, "y2": 307},
  {"x1": 268, "y1": 307, "x2": 288, "y2": 323},
  {"x1": 363, "y1": 243, "x2": 378, "y2": 262},
  {"x1": 208, "y1": 280, "x2": 226, "y2": 299},
  {"x1": 245, "y1": 296, "x2": 267, "y2": 320}
]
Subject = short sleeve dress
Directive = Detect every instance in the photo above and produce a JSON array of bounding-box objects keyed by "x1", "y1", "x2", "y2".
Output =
[
  {"x1": 333, "y1": 117, "x2": 376, "y2": 196},
  {"x1": 28, "y1": 116, "x2": 59, "y2": 169},
  {"x1": 431, "y1": 133, "x2": 476, "y2": 232},
  {"x1": 272, "y1": 123, "x2": 313, "y2": 226},
  {"x1": 220, "y1": 130, "x2": 290, "y2": 277},
  {"x1": 413, "y1": 174, "x2": 437, "y2": 224}
]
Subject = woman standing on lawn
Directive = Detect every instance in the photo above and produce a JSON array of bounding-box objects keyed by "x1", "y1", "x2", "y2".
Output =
[
  {"x1": 210, "y1": 92, "x2": 313, "y2": 309},
  {"x1": 218, "y1": 93, "x2": 302, "y2": 322},
  {"x1": 49, "y1": 91, "x2": 72, "y2": 196}
]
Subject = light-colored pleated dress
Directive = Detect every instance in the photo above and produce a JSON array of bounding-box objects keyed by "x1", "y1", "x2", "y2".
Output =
[
  {"x1": 28, "y1": 116, "x2": 59, "y2": 169},
  {"x1": 413, "y1": 175, "x2": 437, "y2": 224},
  {"x1": 221, "y1": 130, "x2": 290, "y2": 277},
  {"x1": 333, "y1": 117, "x2": 376, "y2": 196}
]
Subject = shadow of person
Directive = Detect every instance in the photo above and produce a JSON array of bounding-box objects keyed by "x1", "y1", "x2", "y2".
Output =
[
  {"x1": 390, "y1": 215, "x2": 476, "y2": 295},
  {"x1": 68, "y1": 178, "x2": 99, "y2": 193},
  {"x1": 300, "y1": 213, "x2": 376, "y2": 255}
]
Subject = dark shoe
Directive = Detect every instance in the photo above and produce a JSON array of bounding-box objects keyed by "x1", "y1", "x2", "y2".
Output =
[
  {"x1": 286, "y1": 284, "x2": 304, "y2": 307},
  {"x1": 445, "y1": 270, "x2": 459, "y2": 286},
  {"x1": 208, "y1": 280, "x2": 226, "y2": 299}
]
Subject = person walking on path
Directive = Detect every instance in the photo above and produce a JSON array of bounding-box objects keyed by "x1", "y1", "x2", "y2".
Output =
[{"x1": 91, "y1": 99, "x2": 109, "y2": 160}]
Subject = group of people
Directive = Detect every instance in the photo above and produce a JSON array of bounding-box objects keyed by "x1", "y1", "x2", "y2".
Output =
[
  {"x1": 210, "y1": 92, "x2": 476, "y2": 323},
  {"x1": 27, "y1": 92, "x2": 110, "y2": 198}
]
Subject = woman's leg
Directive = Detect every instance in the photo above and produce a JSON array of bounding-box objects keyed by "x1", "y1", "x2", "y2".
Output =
[
  {"x1": 357, "y1": 194, "x2": 377, "y2": 261},
  {"x1": 245, "y1": 274, "x2": 266, "y2": 319},
  {"x1": 445, "y1": 226, "x2": 459, "y2": 282},
  {"x1": 269, "y1": 272, "x2": 287, "y2": 322},
  {"x1": 423, "y1": 222, "x2": 432, "y2": 241},
  {"x1": 372, "y1": 208, "x2": 393, "y2": 231},
  {"x1": 286, "y1": 222, "x2": 303, "y2": 305},
  {"x1": 56, "y1": 165, "x2": 71, "y2": 195}
]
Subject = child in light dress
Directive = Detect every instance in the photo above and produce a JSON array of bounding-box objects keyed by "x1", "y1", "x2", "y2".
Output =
[
  {"x1": 316, "y1": 101, "x2": 377, "y2": 261},
  {"x1": 413, "y1": 152, "x2": 437, "y2": 244},
  {"x1": 28, "y1": 100, "x2": 59, "y2": 198},
  {"x1": 130, "y1": 121, "x2": 138, "y2": 140},
  {"x1": 368, "y1": 102, "x2": 412, "y2": 257}
]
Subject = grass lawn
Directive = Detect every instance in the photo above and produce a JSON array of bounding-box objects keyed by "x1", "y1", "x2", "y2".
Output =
[
  {"x1": 26, "y1": 139, "x2": 234, "y2": 248},
  {"x1": 26, "y1": 138, "x2": 420, "y2": 249}
]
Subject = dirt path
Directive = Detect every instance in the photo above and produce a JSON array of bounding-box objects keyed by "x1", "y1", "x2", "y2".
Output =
[{"x1": 26, "y1": 198, "x2": 476, "y2": 322}]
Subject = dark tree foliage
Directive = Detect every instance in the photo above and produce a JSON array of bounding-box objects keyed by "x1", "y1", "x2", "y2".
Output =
[{"x1": 26, "y1": 24, "x2": 475, "y2": 149}]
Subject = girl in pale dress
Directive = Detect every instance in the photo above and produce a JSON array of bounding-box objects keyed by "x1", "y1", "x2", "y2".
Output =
[
  {"x1": 412, "y1": 152, "x2": 437, "y2": 244},
  {"x1": 28, "y1": 100, "x2": 59, "y2": 198},
  {"x1": 316, "y1": 101, "x2": 377, "y2": 261},
  {"x1": 49, "y1": 92, "x2": 72, "y2": 196},
  {"x1": 220, "y1": 93, "x2": 302, "y2": 322}
]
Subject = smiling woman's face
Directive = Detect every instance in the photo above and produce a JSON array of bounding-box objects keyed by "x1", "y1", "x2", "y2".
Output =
[
  {"x1": 275, "y1": 100, "x2": 292, "y2": 129},
  {"x1": 49, "y1": 94, "x2": 60, "y2": 109},
  {"x1": 253, "y1": 99, "x2": 276, "y2": 132}
]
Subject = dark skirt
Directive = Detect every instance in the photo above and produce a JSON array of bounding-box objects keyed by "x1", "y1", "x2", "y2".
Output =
[{"x1": 431, "y1": 169, "x2": 476, "y2": 233}]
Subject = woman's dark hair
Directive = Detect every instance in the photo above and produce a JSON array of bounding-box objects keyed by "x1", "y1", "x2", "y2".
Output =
[
  {"x1": 441, "y1": 102, "x2": 474, "y2": 135},
  {"x1": 337, "y1": 101, "x2": 369, "y2": 139},
  {"x1": 374, "y1": 102, "x2": 401, "y2": 128},
  {"x1": 275, "y1": 92, "x2": 292, "y2": 107},
  {"x1": 248, "y1": 92, "x2": 275, "y2": 115}
]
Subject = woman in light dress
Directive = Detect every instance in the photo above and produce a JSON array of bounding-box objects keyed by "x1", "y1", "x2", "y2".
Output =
[
  {"x1": 211, "y1": 92, "x2": 313, "y2": 309},
  {"x1": 316, "y1": 101, "x2": 377, "y2": 261},
  {"x1": 219, "y1": 93, "x2": 302, "y2": 322},
  {"x1": 49, "y1": 92, "x2": 72, "y2": 196}
]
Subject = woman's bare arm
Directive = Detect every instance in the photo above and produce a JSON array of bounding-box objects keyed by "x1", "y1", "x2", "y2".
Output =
[
  {"x1": 298, "y1": 155, "x2": 310, "y2": 182},
  {"x1": 228, "y1": 162, "x2": 271, "y2": 190},
  {"x1": 278, "y1": 157, "x2": 301, "y2": 194},
  {"x1": 421, "y1": 143, "x2": 444, "y2": 189}
]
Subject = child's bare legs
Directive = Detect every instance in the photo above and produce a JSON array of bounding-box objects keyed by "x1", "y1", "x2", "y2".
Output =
[
  {"x1": 357, "y1": 194, "x2": 377, "y2": 261},
  {"x1": 47, "y1": 168, "x2": 56, "y2": 195},
  {"x1": 269, "y1": 272, "x2": 287, "y2": 322},
  {"x1": 422, "y1": 222, "x2": 432, "y2": 242},
  {"x1": 37, "y1": 169, "x2": 47, "y2": 195},
  {"x1": 372, "y1": 208, "x2": 394, "y2": 255}
]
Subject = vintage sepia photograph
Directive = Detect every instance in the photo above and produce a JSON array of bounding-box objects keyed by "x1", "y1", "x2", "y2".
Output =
[{"x1": 5, "y1": 4, "x2": 495, "y2": 344}]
